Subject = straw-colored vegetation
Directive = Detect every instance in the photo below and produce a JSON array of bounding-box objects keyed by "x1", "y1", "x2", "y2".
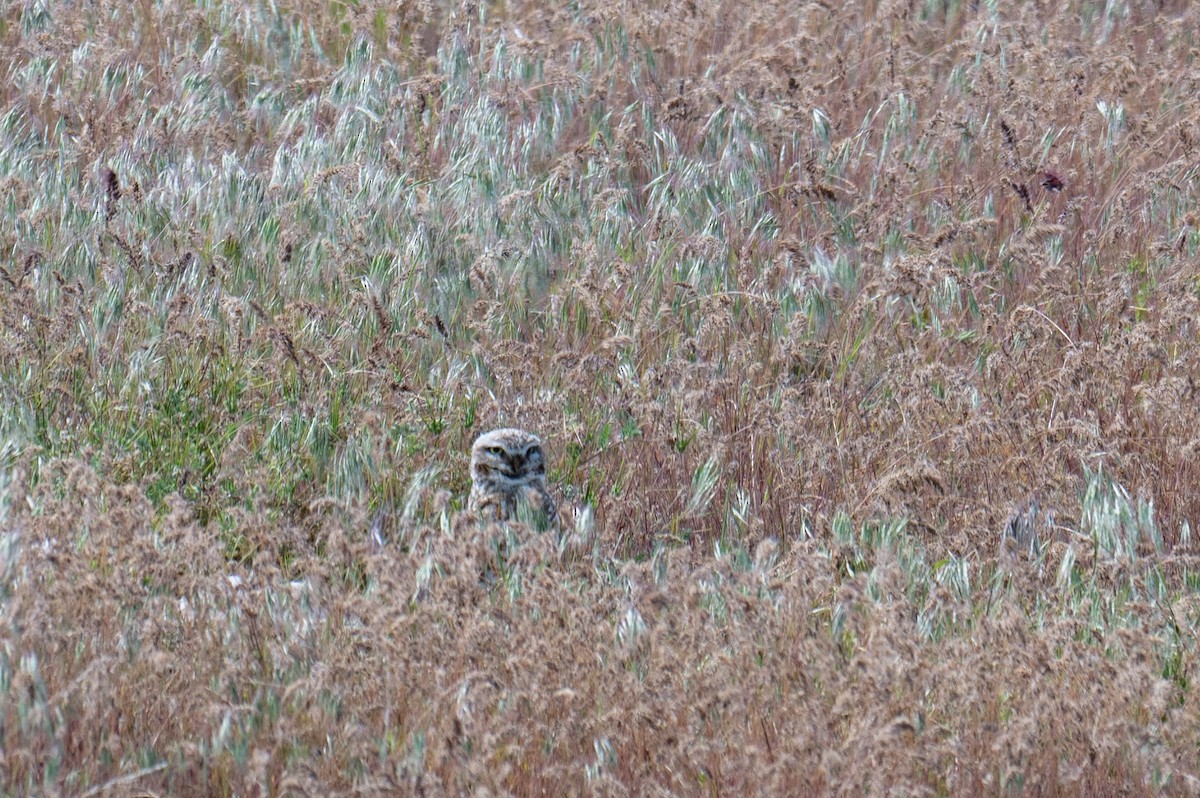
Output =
[{"x1": 3, "y1": 0, "x2": 1200, "y2": 793}]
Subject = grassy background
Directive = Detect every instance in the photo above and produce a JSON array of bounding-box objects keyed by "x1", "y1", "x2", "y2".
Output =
[{"x1": 3, "y1": 0, "x2": 1200, "y2": 793}]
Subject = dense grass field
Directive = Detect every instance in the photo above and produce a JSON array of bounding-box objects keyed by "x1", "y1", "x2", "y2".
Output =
[{"x1": 3, "y1": 0, "x2": 1200, "y2": 793}]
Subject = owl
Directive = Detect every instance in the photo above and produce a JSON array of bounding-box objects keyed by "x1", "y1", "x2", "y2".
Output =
[{"x1": 467, "y1": 428, "x2": 558, "y2": 526}]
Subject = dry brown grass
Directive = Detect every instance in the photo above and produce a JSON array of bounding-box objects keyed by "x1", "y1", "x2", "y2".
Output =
[
  {"x1": 3, "y1": 0, "x2": 1200, "y2": 793},
  {"x1": 5, "y1": 465, "x2": 1199, "y2": 795}
]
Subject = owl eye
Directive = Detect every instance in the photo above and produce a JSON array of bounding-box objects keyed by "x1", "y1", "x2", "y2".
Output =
[
  {"x1": 526, "y1": 446, "x2": 542, "y2": 459},
  {"x1": 487, "y1": 446, "x2": 506, "y2": 457}
]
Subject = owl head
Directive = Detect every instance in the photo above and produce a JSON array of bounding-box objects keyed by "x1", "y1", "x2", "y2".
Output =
[{"x1": 470, "y1": 428, "x2": 548, "y2": 490}]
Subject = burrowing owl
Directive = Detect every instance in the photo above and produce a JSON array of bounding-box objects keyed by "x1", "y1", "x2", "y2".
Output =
[{"x1": 468, "y1": 428, "x2": 558, "y2": 526}]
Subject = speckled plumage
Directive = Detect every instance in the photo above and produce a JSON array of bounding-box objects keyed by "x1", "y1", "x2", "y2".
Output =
[{"x1": 467, "y1": 428, "x2": 557, "y2": 526}]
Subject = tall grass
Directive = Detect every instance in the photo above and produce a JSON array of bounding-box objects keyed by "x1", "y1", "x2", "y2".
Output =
[{"x1": 3, "y1": 0, "x2": 1200, "y2": 793}]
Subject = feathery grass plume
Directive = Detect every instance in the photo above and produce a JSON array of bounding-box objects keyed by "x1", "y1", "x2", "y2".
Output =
[
  {"x1": 1000, "y1": 496, "x2": 1048, "y2": 560},
  {"x1": 1081, "y1": 465, "x2": 1159, "y2": 562},
  {"x1": 684, "y1": 453, "x2": 722, "y2": 520},
  {"x1": 401, "y1": 466, "x2": 440, "y2": 526}
]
